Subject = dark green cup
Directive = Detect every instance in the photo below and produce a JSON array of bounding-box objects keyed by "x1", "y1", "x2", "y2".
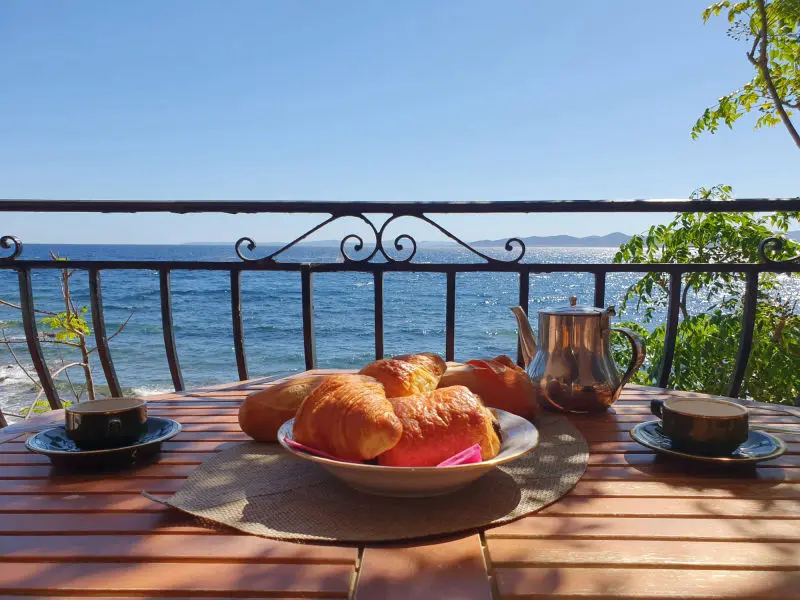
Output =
[
  {"x1": 650, "y1": 397, "x2": 749, "y2": 455},
  {"x1": 65, "y1": 397, "x2": 148, "y2": 449}
]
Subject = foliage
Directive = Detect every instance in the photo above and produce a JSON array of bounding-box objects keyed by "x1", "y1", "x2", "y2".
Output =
[
  {"x1": 41, "y1": 306, "x2": 91, "y2": 342},
  {"x1": 693, "y1": 0, "x2": 800, "y2": 148},
  {"x1": 22, "y1": 398, "x2": 73, "y2": 417},
  {"x1": 612, "y1": 186, "x2": 800, "y2": 405}
]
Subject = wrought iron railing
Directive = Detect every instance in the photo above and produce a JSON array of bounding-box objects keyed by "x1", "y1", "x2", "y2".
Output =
[{"x1": 2, "y1": 197, "x2": 800, "y2": 424}]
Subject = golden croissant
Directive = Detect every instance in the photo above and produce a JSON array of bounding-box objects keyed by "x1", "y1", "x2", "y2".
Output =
[
  {"x1": 377, "y1": 385, "x2": 501, "y2": 467},
  {"x1": 293, "y1": 374, "x2": 403, "y2": 461},
  {"x1": 359, "y1": 352, "x2": 447, "y2": 397},
  {"x1": 438, "y1": 355, "x2": 540, "y2": 419}
]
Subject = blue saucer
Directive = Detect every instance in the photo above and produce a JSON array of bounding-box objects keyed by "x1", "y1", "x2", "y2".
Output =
[
  {"x1": 630, "y1": 420, "x2": 786, "y2": 464},
  {"x1": 25, "y1": 416, "x2": 181, "y2": 469}
]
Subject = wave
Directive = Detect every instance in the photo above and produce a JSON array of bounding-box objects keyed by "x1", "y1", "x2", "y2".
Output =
[
  {"x1": 128, "y1": 385, "x2": 176, "y2": 397},
  {"x1": 0, "y1": 363, "x2": 37, "y2": 389}
]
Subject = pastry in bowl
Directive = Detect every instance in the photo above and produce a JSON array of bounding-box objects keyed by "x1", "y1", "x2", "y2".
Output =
[
  {"x1": 238, "y1": 374, "x2": 326, "y2": 442},
  {"x1": 359, "y1": 352, "x2": 447, "y2": 397},
  {"x1": 293, "y1": 374, "x2": 403, "y2": 462},
  {"x1": 438, "y1": 355, "x2": 540, "y2": 419},
  {"x1": 378, "y1": 385, "x2": 501, "y2": 467}
]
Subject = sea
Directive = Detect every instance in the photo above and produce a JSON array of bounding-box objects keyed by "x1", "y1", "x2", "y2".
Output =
[{"x1": 0, "y1": 243, "x2": 742, "y2": 418}]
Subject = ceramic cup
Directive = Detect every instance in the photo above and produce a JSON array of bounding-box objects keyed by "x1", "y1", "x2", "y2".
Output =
[
  {"x1": 650, "y1": 397, "x2": 749, "y2": 455},
  {"x1": 65, "y1": 397, "x2": 148, "y2": 449}
]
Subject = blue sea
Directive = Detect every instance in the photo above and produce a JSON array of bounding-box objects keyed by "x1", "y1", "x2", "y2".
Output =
[{"x1": 0, "y1": 243, "x2": 734, "y2": 416}]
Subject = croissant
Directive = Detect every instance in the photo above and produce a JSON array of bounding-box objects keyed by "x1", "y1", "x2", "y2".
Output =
[
  {"x1": 438, "y1": 355, "x2": 540, "y2": 419},
  {"x1": 293, "y1": 374, "x2": 403, "y2": 461},
  {"x1": 359, "y1": 352, "x2": 447, "y2": 397},
  {"x1": 238, "y1": 374, "x2": 326, "y2": 442},
  {"x1": 377, "y1": 385, "x2": 501, "y2": 467}
]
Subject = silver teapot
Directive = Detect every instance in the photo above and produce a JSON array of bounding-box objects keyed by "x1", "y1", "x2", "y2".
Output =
[{"x1": 511, "y1": 297, "x2": 645, "y2": 413}]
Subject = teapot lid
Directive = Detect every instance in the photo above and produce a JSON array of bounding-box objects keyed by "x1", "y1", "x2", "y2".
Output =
[{"x1": 540, "y1": 296, "x2": 615, "y2": 317}]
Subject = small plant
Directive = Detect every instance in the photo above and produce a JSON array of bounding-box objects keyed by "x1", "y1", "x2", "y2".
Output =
[{"x1": 1, "y1": 253, "x2": 133, "y2": 420}]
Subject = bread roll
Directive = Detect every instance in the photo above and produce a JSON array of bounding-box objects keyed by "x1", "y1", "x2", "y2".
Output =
[
  {"x1": 378, "y1": 385, "x2": 501, "y2": 467},
  {"x1": 359, "y1": 352, "x2": 447, "y2": 397},
  {"x1": 238, "y1": 374, "x2": 326, "y2": 442},
  {"x1": 438, "y1": 355, "x2": 540, "y2": 419},
  {"x1": 293, "y1": 374, "x2": 403, "y2": 461}
]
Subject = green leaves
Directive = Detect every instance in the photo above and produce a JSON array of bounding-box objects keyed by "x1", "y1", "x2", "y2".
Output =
[
  {"x1": 613, "y1": 186, "x2": 800, "y2": 404},
  {"x1": 694, "y1": 0, "x2": 800, "y2": 147},
  {"x1": 41, "y1": 308, "x2": 91, "y2": 342}
]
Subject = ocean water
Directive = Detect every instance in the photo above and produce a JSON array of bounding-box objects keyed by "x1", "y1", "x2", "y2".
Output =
[{"x1": 0, "y1": 243, "x2": 742, "y2": 417}]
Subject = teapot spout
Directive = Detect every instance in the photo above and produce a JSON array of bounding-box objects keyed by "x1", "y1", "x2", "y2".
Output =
[{"x1": 510, "y1": 306, "x2": 537, "y2": 368}]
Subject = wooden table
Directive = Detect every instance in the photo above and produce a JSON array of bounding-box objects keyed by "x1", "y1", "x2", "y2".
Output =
[{"x1": 1, "y1": 375, "x2": 799, "y2": 600}]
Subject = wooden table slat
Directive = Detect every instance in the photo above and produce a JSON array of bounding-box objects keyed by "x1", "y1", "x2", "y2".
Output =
[
  {"x1": 569, "y1": 480, "x2": 800, "y2": 499},
  {"x1": 0, "y1": 534, "x2": 357, "y2": 564},
  {"x1": 494, "y1": 566, "x2": 800, "y2": 599},
  {"x1": 0, "y1": 562, "x2": 354, "y2": 597},
  {"x1": 487, "y1": 538, "x2": 800, "y2": 569},
  {"x1": 0, "y1": 479, "x2": 185, "y2": 494},
  {"x1": 0, "y1": 452, "x2": 217, "y2": 466},
  {"x1": 536, "y1": 495, "x2": 800, "y2": 518},
  {"x1": 0, "y1": 494, "x2": 167, "y2": 513},
  {"x1": 486, "y1": 515, "x2": 800, "y2": 541},
  {"x1": 0, "y1": 513, "x2": 217, "y2": 535}
]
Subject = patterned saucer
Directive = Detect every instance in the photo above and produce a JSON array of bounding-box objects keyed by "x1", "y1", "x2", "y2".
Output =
[
  {"x1": 630, "y1": 420, "x2": 786, "y2": 464},
  {"x1": 26, "y1": 416, "x2": 181, "y2": 469}
]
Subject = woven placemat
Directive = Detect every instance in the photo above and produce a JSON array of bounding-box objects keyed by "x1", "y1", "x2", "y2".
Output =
[{"x1": 147, "y1": 413, "x2": 587, "y2": 543}]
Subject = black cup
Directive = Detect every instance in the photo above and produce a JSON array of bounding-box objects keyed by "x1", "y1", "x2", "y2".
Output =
[
  {"x1": 650, "y1": 397, "x2": 749, "y2": 455},
  {"x1": 65, "y1": 397, "x2": 148, "y2": 449}
]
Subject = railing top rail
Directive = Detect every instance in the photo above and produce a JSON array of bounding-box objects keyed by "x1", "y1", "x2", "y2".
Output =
[
  {"x1": 0, "y1": 197, "x2": 799, "y2": 214},
  {"x1": 3, "y1": 260, "x2": 800, "y2": 273}
]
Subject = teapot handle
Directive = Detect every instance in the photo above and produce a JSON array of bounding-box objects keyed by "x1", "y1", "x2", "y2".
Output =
[{"x1": 611, "y1": 327, "x2": 646, "y2": 387}]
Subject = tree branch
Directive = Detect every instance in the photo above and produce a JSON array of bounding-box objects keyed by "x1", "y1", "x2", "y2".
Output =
[
  {"x1": 59, "y1": 352, "x2": 82, "y2": 403},
  {"x1": 0, "y1": 298, "x2": 57, "y2": 316},
  {"x1": 753, "y1": 0, "x2": 800, "y2": 149},
  {"x1": 0, "y1": 328, "x2": 41, "y2": 388},
  {"x1": 747, "y1": 29, "x2": 761, "y2": 62},
  {"x1": 38, "y1": 333, "x2": 82, "y2": 348},
  {"x1": 87, "y1": 310, "x2": 135, "y2": 355},
  {"x1": 23, "y1": 361, "x2": 85, "y2": 419},
  {"x1": 0, "y1": 337, "x2": 80, "y2": 348},
  {"x1": 680, "y1": 281, "x2": 691, "y2": 319}
]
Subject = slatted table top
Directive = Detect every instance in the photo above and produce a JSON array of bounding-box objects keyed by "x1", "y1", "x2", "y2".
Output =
[{"x1": 1, "y1": 374, "x2": 799, "y2": 600}]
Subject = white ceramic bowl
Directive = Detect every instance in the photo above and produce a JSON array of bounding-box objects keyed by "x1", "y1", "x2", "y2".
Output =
[{"x1": 277, "y1": 409, "x2": 539, "y2": 497}]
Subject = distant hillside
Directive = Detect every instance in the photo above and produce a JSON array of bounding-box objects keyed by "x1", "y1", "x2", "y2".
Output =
[
  {"x1": 472, "y1": 232, "x2": 632, "y2": 248},
  {"x1": 186, "y1": 230, "x2": 800, "y2": 248}
]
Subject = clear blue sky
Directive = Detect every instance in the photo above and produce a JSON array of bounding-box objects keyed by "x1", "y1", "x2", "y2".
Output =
[{"x1": 1, "y1": 0, "x2": 797, "y2": 244}]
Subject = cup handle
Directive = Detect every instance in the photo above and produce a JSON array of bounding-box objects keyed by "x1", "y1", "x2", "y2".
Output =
[
  {"x1": 650, "y1": 399, "x2": 665, "y2": 418},
  {"x1": 108, "y1": 418, "x2": 122, "y2": 435}
]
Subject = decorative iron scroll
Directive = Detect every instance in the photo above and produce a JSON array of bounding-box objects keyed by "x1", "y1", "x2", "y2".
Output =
[
  {"x1": 0, "y1": 236, "x2": 22, "y2": 261},
  {"x1": 758, "y1": 236, "x2": 800, "y2": 264},
  {"x1": 235, "y1": 213, "x2": 526, "y2": 264}
]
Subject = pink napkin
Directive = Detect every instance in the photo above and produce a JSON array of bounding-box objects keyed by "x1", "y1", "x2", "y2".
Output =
[
  {"x1": 283, "y1": 438, "x2": 361, "y2": 464},
  {"x1": 437, "y1": 444, "x2": 483, "y2": 466},
  {"x1": 284, "y1": 437, "x2": 483, "y2": 467}
]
